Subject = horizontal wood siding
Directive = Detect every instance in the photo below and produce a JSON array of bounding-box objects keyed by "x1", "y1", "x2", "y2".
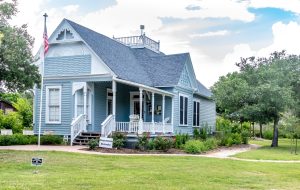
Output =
[
  {"x1": 199, "y1": 97, "x2": 216, "y2": 132},
  {"x1": 34, "y1": 81, "x2": 72, "y2": 135},
  {"x1": 44, "y1": 55, "x2": 91, "y2": 76}
]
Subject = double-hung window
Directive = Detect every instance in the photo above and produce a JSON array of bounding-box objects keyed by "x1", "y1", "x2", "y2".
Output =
[
  {"x1": 193, "y1": 100, "x2": 200, "y2": 127},
  {"x1": 76, "y1": 89, "x2": 84, "y2": 116},
  {"x1": 46, "y1": 86, "x2": 61, "y2": 124},
  {"x1": 179, "y1": 95, "x2": 188, "y2": 125}
]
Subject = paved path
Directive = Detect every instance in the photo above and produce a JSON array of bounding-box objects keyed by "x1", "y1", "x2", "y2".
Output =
[{"x1": 0, "y1": 144, "x2": 299, "y2": 163}]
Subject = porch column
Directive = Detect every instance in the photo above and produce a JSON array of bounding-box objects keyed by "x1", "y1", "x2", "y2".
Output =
[
  {"x1": 138, "y1": 88, "x2": 143, "y2": 135},
  {"x1": 112, "y1": 80, "x2": 117, "y2": 131},
  {"x1": 112, "y1": 80, "x2": 117, "y2": 117},
  {"x1": 171, "y1": 97, "x2": 174, "y2": 133},
  {"x1": 162, "y1": 94, "x2": 165, "y2": 134},
  {"x1": 83, "y1": 84, "x2": 87, "y2": 131},
  {"x1": 151, "y1": 92, "x2": 155, "y2": 134}
]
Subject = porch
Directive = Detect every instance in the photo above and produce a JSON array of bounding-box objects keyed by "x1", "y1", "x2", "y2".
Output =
[{"x1": 70, "y1": 78, "x2": 174, "y2": 144}]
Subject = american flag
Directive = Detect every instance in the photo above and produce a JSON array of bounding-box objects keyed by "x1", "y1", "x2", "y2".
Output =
[{"x1": 43, "y1": 15, "x2": 49, "y2": 55}]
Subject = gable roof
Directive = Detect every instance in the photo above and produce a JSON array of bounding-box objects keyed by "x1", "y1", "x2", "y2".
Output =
[{"x1": 63, "y1": 19, "x2": 211, "y2": 97}]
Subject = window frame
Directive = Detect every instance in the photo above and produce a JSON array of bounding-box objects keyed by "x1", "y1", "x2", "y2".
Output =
[
  {"x1": 45, "y1": 85, "x2": 62, "y2": 124},
  {"x1": 106, "y1": 88, "x2": 113, "y2": 117},
  {"x1": 193, "y1": 99, "x2": 200, "y2": 127},
  {"x1": 179, "y1": 93, "x2": 188, "y2": 126}
]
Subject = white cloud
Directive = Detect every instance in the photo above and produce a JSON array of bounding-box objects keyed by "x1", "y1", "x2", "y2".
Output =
[
  {"x1": 257, "y1": 21, "x2": 300, "y2": 56},
  {"x1": 190, "y1": 30, "x2": 230, "y2": 38},
  {"x1": 250, "y1": 0, "x2": 300, "y2": 14},
  {"x1": 62, "y1": 5, "x2": 79, "y2": 14}
]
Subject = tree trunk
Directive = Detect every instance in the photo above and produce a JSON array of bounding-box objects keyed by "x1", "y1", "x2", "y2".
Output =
[
  {"x1": 271, "y1": 117, "x2": 279, "y2": 147},
  {"x1": 259, "y1": 123, "x2": 263, "y2": 138},
  {"x1": 296, "y1": 138, "x2": 298, "y2": 155},
  {"x1": 252, "y1": 122, "x2": 255, "y2": 137}
]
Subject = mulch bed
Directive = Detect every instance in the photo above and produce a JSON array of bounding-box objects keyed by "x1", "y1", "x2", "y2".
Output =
[
  {"x1": 82, "y1": 147, "x2": 186, "y2": 154},
  {"x1": 81, "y1": 144, "x2": 252, "y2": 155}
]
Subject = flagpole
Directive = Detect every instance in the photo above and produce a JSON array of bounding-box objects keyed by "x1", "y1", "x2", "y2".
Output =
[{"x1": 38, "y1": 13, "x2": 48, "y2": 147}]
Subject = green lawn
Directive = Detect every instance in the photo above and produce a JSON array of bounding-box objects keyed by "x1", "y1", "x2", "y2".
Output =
[
  {"x1": 0, "y1": 150, "x2": 300, "y2": 190},
  {"x1": 234, "y1": 138, "x2": 300, "y2": 161}
]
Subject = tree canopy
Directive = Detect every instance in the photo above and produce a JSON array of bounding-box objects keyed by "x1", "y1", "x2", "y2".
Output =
[
  {"x1": 212, "y1": 51, "x2": 300, "y2": 147},
  {"x1": 0, "y1": 0, "x2": 40, "y2": 92}
]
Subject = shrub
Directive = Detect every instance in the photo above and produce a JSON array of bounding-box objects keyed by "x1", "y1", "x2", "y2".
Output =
[
  {"x1": 184, "y1": 140, "x2": 206, "y2": 154},
  {"x1": 203, "y1": 138, "x2": 218, "y2": 150},
  {"x1": 0, "y1": 111, "x2": 23, "y2": 133},
  {"x1": 216, "y1": 117, "x2": 232, "y2": 133},
  {"x1": 231, "y1": 123, "x2": 241, "y2": 134},
  {"x1": 13, "y1": 98, "x2": 33, "y2": 129},
  {"x1": 200, "y1": 127, "x2": 207, "y2": 140},
  {"x1": 40, "y1": 135, "x2": 63, "y2": 145},
  {"x1": 136, "y1": 135, "x2": 149, "y2": 151},
  {"x1": 193, "y1": 128, "x2": 200, "y2": 139},
  {"x1": 148, "y1": 139, "x2": 155, "y2": 150},
  {"x1": 152, "y1": 136, "x2": 173, "y2": 151},
  {"x1": 0, "y1": 134, "x2": 37, "y2": 146},
  {"x1": 263, "y1": 130, "x2": 273, "y2": 140},
  {"x1": 174, "y1": 134, "x2": 189, "y2": 149},
  {"x1": 112, "y1": 132, "x2": 125, "y2": 149},
  {"x1": 88, "y1": 139, "x2": 98, "y2": 150},
  {"x1": 241, "y1": 130, "x2": 250, "y2": 144},
  {"x1": 231, "y1": 133, "x2": 242, "y2": 145}
]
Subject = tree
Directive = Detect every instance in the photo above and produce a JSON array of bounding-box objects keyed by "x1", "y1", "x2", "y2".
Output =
[
  {"x1": 0, "y1": 0, "x2": 40, "y2": 92},
  {"x1": 213, "y1": 51, "x2": 298, "y2": 147}
]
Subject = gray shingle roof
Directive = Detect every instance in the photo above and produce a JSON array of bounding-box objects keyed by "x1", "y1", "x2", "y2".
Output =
[
  {"x1": 67, "y1": 19, "x2": 153, "y2": 86},
  {"x1": 66, "y1": 19, "x2": 212, "y2": 97},
  {"x1": 196, "y1": 80, "x2": 212, "y2": 98}
]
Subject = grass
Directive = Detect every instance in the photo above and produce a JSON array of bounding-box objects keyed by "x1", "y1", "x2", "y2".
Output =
[
  {"x1": 0, "y1": 150, "x2": 300, "y2": 189},
  {"x1": 234, "y1": 138, "x2": 300, "y2": 161}
]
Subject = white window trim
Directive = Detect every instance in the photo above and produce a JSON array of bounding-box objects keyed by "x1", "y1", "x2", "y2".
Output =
[
  {"x1": 106, "y1": 88, "x2": 113, "y2": 117},
  {"x1": 193, "y1": 98, "x2": 200, "y2": 127},
  {"x1": 130, "y1": 91, "x2": 144, "y2": 115},
  {"x1": 45, "y1": 85, "x2": 62, "y2": 124},
  {"x1": 179, "y1": 93, "x2": 189, "y2": 126}
]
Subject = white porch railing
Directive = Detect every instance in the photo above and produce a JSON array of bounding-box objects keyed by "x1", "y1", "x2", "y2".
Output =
[
  {"x1": 70, "y1": 114, "x2": 87, "y2": 146},
  {"x1": 101, "y1": 115, "x2": 115, "y2": 137},
  {"x1": 115, "y1": 121, "x2": 173, "y2": 134}
]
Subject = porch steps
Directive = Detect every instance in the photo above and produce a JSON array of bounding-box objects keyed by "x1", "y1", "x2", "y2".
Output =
[{"x1": 72, "y1": 132, "x2": 101, "y2": 146}]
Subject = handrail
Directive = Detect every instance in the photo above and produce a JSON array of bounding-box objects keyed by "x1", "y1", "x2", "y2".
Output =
[
  {"x1": 101, "y1": 115, "x2": 115, "y2": 137},
  {"x1": 113, "y1": 35, "x2": 160, "y2": 52},
  {"x1": 70, "y1": 114, "x2": 86, "y2": 146}
]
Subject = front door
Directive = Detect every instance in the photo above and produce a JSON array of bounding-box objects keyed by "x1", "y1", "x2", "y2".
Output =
[{"x1": 131, "y1": 92, "x2": 144, "y2": 119}]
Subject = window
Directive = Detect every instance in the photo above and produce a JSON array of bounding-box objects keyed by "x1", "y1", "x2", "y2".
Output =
[
  {"x1": 46, "y1": 86, "x2": 61, "y2": 124},
  {"x1": 76, "y1": 89, "x2": 84, "y2": 116},
  {"x1": 179, "y1": 95, "x2": 188, "y2": 125},
  {"x1": 193, "y1": 100, "x2": 200, "y2": 126}
]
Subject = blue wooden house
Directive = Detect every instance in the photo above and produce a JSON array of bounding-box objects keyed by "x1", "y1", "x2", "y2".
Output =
[{"x1": 33, "y1": 19, "x2": 216, "y2": 145}]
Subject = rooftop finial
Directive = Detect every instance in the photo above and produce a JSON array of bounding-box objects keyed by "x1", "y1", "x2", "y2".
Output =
[{"x1": 140, "y1": 25, "x2": 145, "y2": 36}]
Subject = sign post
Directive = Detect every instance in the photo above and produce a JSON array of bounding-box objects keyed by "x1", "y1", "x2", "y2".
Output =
[{"x1": 32, "y1": 157, "x2": 43, "y2": 174}]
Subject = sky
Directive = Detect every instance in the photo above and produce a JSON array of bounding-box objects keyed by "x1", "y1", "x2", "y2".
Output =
[{"x1": 8, "y1": 0, "x2": 300, "y2": 88}]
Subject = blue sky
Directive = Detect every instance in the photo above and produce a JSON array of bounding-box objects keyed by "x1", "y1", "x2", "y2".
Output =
[{"x1": 10, "y1": 0, "x2": 300, "y2": 87}]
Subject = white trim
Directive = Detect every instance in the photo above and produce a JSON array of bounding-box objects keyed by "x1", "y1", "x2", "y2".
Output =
[
  {"x1": 130, "y1": 91, "x2": 144, "y2": 115},
  {"x1": 114, "y1": 78, "x2": 174, "y2": 97},
  {"x1": 45, "y1": 85, "x2": 62, "y2": 124},
  {"x1": 44, "y1": 74, "x2": 113, "y2": 81},
  {"x1": 179, "y1": 93, "x2": 189, "y2": 126}
]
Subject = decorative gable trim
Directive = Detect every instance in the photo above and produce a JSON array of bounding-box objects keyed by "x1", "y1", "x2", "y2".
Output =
[{"x1": 49, "y1": 20, "x2": 81, "y2": 44}]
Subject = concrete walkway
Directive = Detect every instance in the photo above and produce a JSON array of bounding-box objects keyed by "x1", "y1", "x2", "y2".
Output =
[{"x1": 0, "y1": 144, "x2": 299, "y2": 163}]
